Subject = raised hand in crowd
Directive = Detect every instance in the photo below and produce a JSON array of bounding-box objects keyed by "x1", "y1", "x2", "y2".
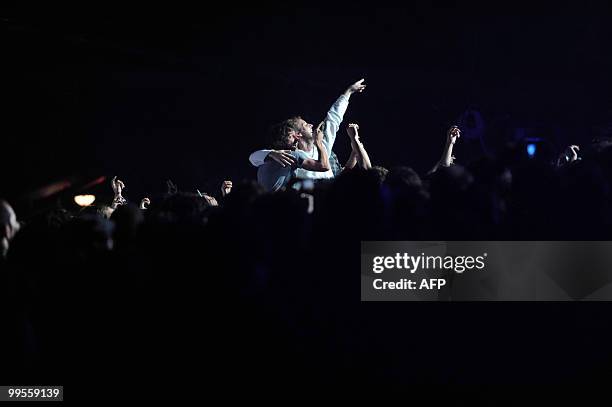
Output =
[
  {"x1": 221, "y1": 181, "x2": 233, "y2": 197},
  {"x1": 111, "y1": 176, "x2": 127, "y2": 208},
  {"x1": 346, "y1": 123, "x2": 372, "y2": 170},
  {"x1": 111, "y1": 176, "x2": 125, "y2": 196},
  {"x1": 197, "y1": 190, "x2": 219, "y2": 207},
  {"x1": 557, "y1": 144, "x2": 580, "y2": 167},
  {"x1": 203, "y1": 194, "x2": 218, "y2": 207},
  {"x1": 447, "y1": 125, "x2": 461, "y2": 147},
  {"x1": 343, "y1": 78, "x2": 367, "y2": 98},
  {"x1": 428, "y1": 126, "x2": 461, "y2": 175},
  {"x1": 140, "y1": 197, "x2": 151, "y2": 210}
]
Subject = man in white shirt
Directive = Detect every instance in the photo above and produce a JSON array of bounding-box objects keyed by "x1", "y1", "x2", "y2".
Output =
[{"x1": 249, "y1": 79, "x2": 366, "y2": 180}]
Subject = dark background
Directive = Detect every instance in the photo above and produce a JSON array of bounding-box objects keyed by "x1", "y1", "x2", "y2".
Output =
[
  {"x1": 2, "y1": 4, "x2": 612, "y2": 207},
  {"x1": 3, "y1": 5, "x2": 612, "y2": 393}
]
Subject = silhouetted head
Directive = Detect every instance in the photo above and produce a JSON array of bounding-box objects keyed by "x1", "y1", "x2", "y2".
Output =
[
  {"x1": 0, "y1": 200, "x2": 20, "y2": 257},
  {"x1": 385, "y1": 166, "x2": 422, "y2": 189},
  {"x1": 369, "y1": 166, "x2": 389, "y2": 185}
]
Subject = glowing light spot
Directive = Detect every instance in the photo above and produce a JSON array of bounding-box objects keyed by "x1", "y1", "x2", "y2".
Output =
[
  {"x1": 527, "y1": 143, "x2": 536, "y2": 157},
  {"x1": 74, "y1": 195, "x2": 96, "y2": 206}
]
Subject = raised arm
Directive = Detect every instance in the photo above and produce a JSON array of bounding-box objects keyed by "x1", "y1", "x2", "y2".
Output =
[
  {"x1": 110, "y1": 176, "x2": 127, "y2": 209},
  {"x1": 428, "y1": 126, "x2": 461, "y2": 175},
  {"x1": 342, "y1": 78, "x2": 367, "y2": 99},
  {"x1": 347, "y1": 123, "x2": 372, "y2": 170},
  {"x1": 343, "y1": 149, "x2": 359, "y2": 171},
  {"x1": 300, "y1": 121, "x2": 331, "y2": 172},
  {"x1": 322, "y1": 79, "x2": 367, "y2": 154}
]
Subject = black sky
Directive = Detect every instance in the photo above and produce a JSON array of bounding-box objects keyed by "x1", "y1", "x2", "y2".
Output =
[{"x1": 3, "y1": 5, "x2": 612, "y2": 203}]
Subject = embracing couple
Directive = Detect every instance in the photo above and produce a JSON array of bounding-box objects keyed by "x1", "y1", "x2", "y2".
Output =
[{"x1": 250, "y1": 79, "x2": 371, "y2": 192}]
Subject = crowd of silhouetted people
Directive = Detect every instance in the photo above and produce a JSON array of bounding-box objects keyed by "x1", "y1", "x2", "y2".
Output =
[{"x1": 2, "y1": 133, "x2": 612, "y2": 394}]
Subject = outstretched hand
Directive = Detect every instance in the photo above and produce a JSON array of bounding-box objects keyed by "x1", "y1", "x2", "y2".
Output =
[
  {"x1": 447, "y1": 126, "x2": 461, "y2": 145},
  {"x1": 345, "y1": 78, "x2": 366, "y2": 96},
  {"x1": 111, "y1": 176, "x2": 125, "y2": 195}
]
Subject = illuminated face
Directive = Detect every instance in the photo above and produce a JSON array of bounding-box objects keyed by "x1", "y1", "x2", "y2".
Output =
[{"x1": 296, "y1": 118, "x2": 313, "y2": 140}]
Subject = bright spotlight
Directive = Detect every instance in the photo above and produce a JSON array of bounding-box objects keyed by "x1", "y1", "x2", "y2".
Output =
[{"x1": 74, "y1": 195, "x2": 96, "y2": 207}]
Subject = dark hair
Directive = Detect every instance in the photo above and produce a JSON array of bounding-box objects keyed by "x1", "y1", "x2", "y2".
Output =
[
  {"x1": 369, "y1": 166, "x2": 390, "y2": 185},
  {"x1": 385, "y1": 166, "x2": 421, "y2": 189},
  {"x1": 269, "y1": 116, "x2": 302, "y2": 149}
]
